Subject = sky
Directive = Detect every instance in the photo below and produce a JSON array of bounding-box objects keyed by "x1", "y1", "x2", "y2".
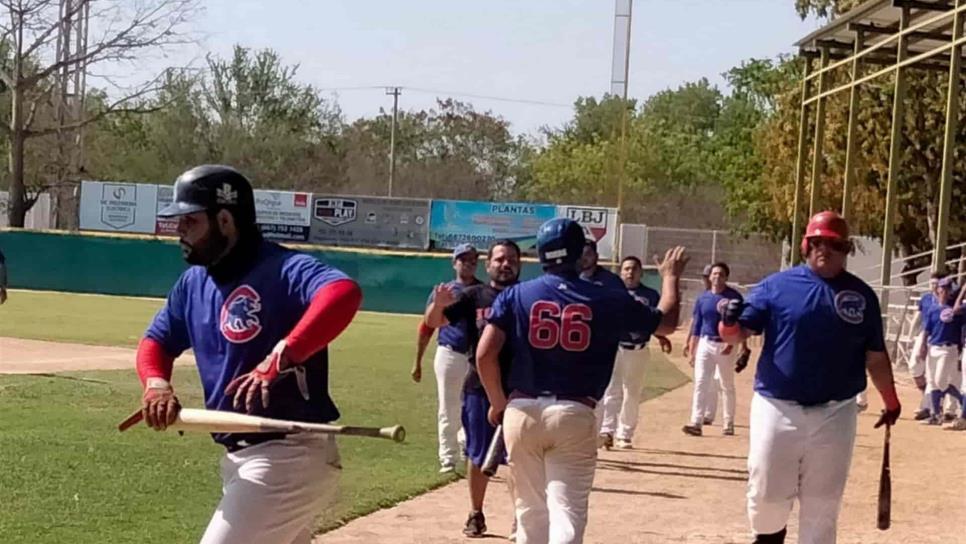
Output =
[{"x1": 120, "y1": 0, "x2": 824, "y2": 135}]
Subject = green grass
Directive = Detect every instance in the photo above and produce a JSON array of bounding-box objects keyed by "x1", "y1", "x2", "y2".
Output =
[{"x1": 0, "y1": 290, "x2": 689, "y2": 543}]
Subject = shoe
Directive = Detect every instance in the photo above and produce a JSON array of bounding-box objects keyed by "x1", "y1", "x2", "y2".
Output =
[
  {"x1": 703, "y1": 417, "x2": 714, "y2": 425},
  {"x1": 439, "y1": 462, "x2": 456, "y2": 474},
  {"x1": 914, "y1": 408, "x2": 931, "y2": 421},
  {"x1": 944, "y1": 417, "x2": 966, "y2": 431},
  {"x1": 682, "y1": 424, "x2": 702, "y2": 437},
  {"x1": 598, "y1": 433, "x2": 614, "y2": 450},
  {"x1": 462, "y1": 510, "x2": 486, "y2": 538},
  {"x1": 944, "y1": 412, "x2": 957, "y2": 422},
  {"x1": 722, "y1": 424, "x2": 735, "y2": 436},
  {"x1": 924, "y1": 414, "x2": 942, "y2": 426},
  {"x1": 615, "y1": 438, "x2": 633, "y2": 449},
  {"x1": 857, "y1": 402, "x2": 868, "y2": 413}
]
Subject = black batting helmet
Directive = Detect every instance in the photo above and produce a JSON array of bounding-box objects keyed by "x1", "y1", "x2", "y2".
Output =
[{"x1": 157, "y1": 165, "x2": 256, "y2": 227}]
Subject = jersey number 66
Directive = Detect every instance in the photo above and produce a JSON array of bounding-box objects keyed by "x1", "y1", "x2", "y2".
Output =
[{"x1": 528, "y1": 301, "x2": 593, "y2": 351}]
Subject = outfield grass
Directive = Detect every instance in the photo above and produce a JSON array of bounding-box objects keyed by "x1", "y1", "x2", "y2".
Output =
[{"x1": 0, "y1": 290, "x2": 689, "y2": 543}]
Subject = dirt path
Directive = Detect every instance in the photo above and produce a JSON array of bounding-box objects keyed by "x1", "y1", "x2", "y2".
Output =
[
  {"x1": 0, "y1": 337, "x2": 192, "y2": 373},
  {"x1": 317, "y1": 350, "x2": 965, "y2": 544}
]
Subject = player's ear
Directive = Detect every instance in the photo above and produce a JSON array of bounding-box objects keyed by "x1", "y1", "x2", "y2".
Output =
[{"x1": 215, "y1": 209, "x2": 237, "y2": 237}]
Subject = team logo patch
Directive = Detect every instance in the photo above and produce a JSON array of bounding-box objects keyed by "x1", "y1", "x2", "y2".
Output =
[
  {"x1": 834, "y1": 290, "x2": 866, "y2": 325},
  {"x1": 940, "y1": 307, "x2": 955, "y2": 323},
  {"x1": 716, "y1": 298, "x2": 730, "y2": 314},
  {"x1": 314, "y1": 198, "x2": 357, "y2": 226},
  {"x1": 220, "y1": 285, "x2": 263, "y2": 343}
]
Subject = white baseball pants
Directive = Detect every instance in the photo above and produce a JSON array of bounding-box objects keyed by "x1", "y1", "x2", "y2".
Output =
[
  {"x1": 598, "y1": 346, "x2": 650, "y2": 440},
  {"x1": 747, "y1": 393, "x2": 857, "y2": 544},
  {"x1": 703, "y1": 370, "x2": 720, "y2": 422},
  {"x1": 200, "y1": 435, "x2": 341, "y2": 544},
  {"x1": 433, "y1": 345, "x2": 469, "y2": 466},
  {"x1": 927, "y1": 345, "x2": 959, "y2": 395},
  {"x1": 690, "y1": 338, "x2": 737, "y2": 428},
  {"x1": 505, "y1": 397, "x2": 598, "y2": 544}
]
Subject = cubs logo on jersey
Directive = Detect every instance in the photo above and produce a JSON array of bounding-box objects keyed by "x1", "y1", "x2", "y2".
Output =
[
  {"x1": 834, "y1": 290, "x2": 866, "y2": 325},
  {"x1": 940, "y1": 307, "x2": 955, "y2": 323},
  {"x1": 220, "y1": 285, "x2": 263, "y2": 343}
]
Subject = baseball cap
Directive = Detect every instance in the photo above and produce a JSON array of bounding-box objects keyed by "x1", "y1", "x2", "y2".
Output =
[
  {"x1": 452, "y1": 243, "x2": 477, "y2": 260},
  {"x1": 702, "y1": 264, "x2": 713, "y2": 277}
]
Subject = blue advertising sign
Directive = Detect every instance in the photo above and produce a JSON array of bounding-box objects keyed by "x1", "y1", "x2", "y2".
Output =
[{"x1": 429, "y1": 199, "x2": 558, "y2": 253}]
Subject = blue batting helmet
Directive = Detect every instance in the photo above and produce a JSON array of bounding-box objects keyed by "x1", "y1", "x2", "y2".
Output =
[{"x1": 536, "y1": 218, "x2": 586, "y2": 265}]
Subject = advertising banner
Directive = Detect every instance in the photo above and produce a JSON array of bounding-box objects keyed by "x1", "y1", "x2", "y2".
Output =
[
  {"x1": 79, "y1": 181, "x2": 158, "y2": 234},
  {"x1": 557, "y1": 205, "x2": 619, "y2": 261},
  {"x1": 429, "y1": 199, "x2": 558, "y2": 254},
  {"x1": 254, "y1": 189, "x2": 312, "y2": 242},
  {"x1": 155, "y1": 185, "x2": 178, "y2": 236},
  {"x1": 309, "y1": 195, "x2": 430, "y2": 249}
]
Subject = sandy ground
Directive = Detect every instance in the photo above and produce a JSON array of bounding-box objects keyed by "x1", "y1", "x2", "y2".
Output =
[
  {"x1": 0, "y1": 336, "x2": 193, "y2": 373},
  {"x1": 5, "y1": 335, "x2": 963, "y2": 543},
  {"x1": 316, "y1": 341, "x2": 966, "y2": 544}
]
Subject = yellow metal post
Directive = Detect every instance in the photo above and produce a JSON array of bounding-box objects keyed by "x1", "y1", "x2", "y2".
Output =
[
  {"x1": 791, "y1": 58, "x2": 813, "y2": 266},
  {"x1": 808, "y1": 46, "x2": 830, "y2": 217},
  {"x1": 933, "y1": 0, "x2": 964, "y2": 272},
  {"x1": 880, "y1": 8, "x2": 910, "y2": 305},
  {"x1": 841, "y1": 31, "x2": 863, "y2": 220}
]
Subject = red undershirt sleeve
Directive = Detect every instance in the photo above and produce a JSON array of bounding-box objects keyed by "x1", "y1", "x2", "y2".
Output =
[{"x1": 285, "y1": 279, "x2": 363, "y2": 363}]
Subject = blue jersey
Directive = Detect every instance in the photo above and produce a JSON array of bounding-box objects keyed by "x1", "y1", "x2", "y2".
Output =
[
  {"x1": 429, "y1": 278, "x2": 480, "y2": 353},
  {"x1": 919, "y1": 293, "x2": 936, "y2": 315},
  {"x1": 691, "y1": 287, "x2": 743, "y2": 340},
  {"x1": 922, "y1": 303, "x2": 963, "y2": 347},
  {"x1": 621, "y1": 284, "x2": 660, "y2": 347},
  {"x1": 487, "y1": 272, "x2": 663, "y2": 400},
  {"x1": 582, "y1": 266, "x2": 625, "y2": 291},
  {"x1": 146, "y1": 241, "x2": 348, "y2": 448},
  {"x1": 738, "y1": 265, "x2": 884, "y2": 406}
]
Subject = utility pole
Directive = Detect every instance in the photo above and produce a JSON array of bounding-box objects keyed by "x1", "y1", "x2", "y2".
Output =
[{"x1": 386, "y1": 86, "x2": 401, "y2": 197}]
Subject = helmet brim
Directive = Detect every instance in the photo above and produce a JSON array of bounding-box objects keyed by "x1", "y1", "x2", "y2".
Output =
[
  {"x1": 157, "y1": 201, "x2": 208, "y2": 218},
  {"x1": 804, "y1": 227, "x2": 846, "y2": 240}
]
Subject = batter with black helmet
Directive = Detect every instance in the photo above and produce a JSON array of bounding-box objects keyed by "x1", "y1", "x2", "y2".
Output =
[
  {"x1": 133, "y1": 165, "x2": 363, "y2": 543},
  {"x1": 718, "y1": 211, "x2": 900, "y2": 544},
  {"x1": 475, "y1": 218, "x2": 687, "y2": 543}
]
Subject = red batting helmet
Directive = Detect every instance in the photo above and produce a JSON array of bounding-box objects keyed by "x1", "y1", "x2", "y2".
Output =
[{"x1": 801, "y1": 210, "x2": 850, "y2": 256}]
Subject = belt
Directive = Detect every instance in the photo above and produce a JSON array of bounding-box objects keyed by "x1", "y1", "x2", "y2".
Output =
[
  {"x1": 701, "y1": 335, "x2": 724, "y2": 342},
  {"x1": 931, "y1": 342, "x2": 959, "y2": 348},
  {"x1": 223, "y1": 433, "x2": 288, "y2": 453},
  {"x1": 508, "y1": 390, "x2": 596, "y2": 409},
  {"x1": 438, "y1": 343, "x2": 469, "y2": 354},
  {"x1": 619, "y1": 343, "x2": 647, "y2": 351}
]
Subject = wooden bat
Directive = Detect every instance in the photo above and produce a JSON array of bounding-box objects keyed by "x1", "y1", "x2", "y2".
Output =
[
  {"x1": 117, "y1": 408, "x2": 406, "y2": 443},
  {"x1": 876, "y1": 424, "x2": 891, "y2": 530},
  {"x1": 480, "y1": 424, "x2": 504, "y2": 477}
]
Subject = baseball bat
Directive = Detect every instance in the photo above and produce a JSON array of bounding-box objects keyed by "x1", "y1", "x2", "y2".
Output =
[
  {"x1": 480, "y1": 424, "x2": 504, "y2": 477},
  {"x1": 117, "y1": 408, "x2": 406, "y2": 443},
  {"x1": 876, "y1": 424, "x2": 891, "y2": 530}
]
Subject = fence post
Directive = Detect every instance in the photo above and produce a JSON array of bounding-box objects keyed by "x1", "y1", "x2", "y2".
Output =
[{"x1": 711, "y1": 230, "x2": 718, "y2": 264}]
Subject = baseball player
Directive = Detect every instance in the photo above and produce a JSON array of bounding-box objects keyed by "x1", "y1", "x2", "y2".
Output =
[
  {"x1": 416, "y1": 243, "x2": 481, "y2": 473},
  {"x1": 134, "y1": 165, "x2": 362, "y2": 544},
  {"x1": 719, "y1": 211, "x2": 900, "y2": 544},
  {"x1": 0, "y1": 247, "x2": 7, "y2": 305},
  {"x1": 684, "y1": 264, "x2": 720, "y2": 425},
  {"x1": 597, "y1": 256, "x2": 661, "y2": 450},
  {"x1": 425, "y1": 239, "x2": 521, "y2": 537},
  {"x1": 916, "y1": 276, "x2": 964, "y2": 425},
  {"x1": 683, "y1": 262, "x2": 744, "y2": 437},
  {"x1": 579, "y1": 239, "x2": 625, "y2": 290},
  {"x1": 910, "y1": 274, "x2": 942, "y2": 419},
  {"x1": 476, "y1": 218, "x2": 687, "y2": 543}
]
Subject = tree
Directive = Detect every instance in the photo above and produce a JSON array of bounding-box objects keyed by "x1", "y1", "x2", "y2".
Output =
[{"x1": 0, "y1": 0, "x2": 199, "y2": 227}]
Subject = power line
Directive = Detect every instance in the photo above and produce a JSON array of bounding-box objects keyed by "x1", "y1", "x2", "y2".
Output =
[{"x1": 316, "y1": 85, "x2": 572, "y2": 109}]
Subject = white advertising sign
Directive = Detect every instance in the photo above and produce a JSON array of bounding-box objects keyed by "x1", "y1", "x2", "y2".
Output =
[{"x1": 79, "y1": 181, "x2": 158, "y2": 234}]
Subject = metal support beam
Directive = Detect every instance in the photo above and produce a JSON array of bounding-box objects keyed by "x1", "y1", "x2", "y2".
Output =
[
  {"x1": 842, "y1": 31, "x2": 864, "y2": 220},
  {"x1": 791, "y1": 58, "x2": 813, "y2": 266},
  {"x1": 933, "y1": 0, "x2": 964, "y2": 271},
  {"x1": 893, "y1": 0, "x2": 953, "y2": 11},
  {"x1": 881, "y1": 8, "x2": 911, "y2": 305},
  {"x1": 848, "y1": 21, "x2": 952, "y2": 42},
  {"x1": 808, "y1": 46, "x2": 830, "y2": 217}
]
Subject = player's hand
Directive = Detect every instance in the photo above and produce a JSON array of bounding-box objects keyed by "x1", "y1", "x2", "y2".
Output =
[
  {"x1": 914, "y1": 375, "x2": 926, "y2": 390},
  {"x1": 226, "y1": 340, "x2": 289, "y2": 413},
  {"x1": 874, "y1": 406, "x2": 901, "y2": 428},
  {"x1": 656, "y1": 335, "x2": 672, "y2": 354},
  {"x1": 411, "y1": 364, "x2": 422, "y2": 383},
  {"x1": 682, "y1": 344, "x2": 690, "y2": 359},
  {"x1": 433, "y1": 283, "x2": 457, "y2": 307},
  {"x1": 720, "y1": 299, "x2": 744, "y2": 326},
  {"x1": 141, "y1": 379, "x2": 180, "y2": 431},
  {"x1": 655, "y1": 246, "x2": 689, "y2": 278},
  {"x1": 735, "y1": 349, "x2": 751, "y2": 374},
  {"x1": 687, "y1": 355, "x2": 695, "y2": 368},
  {"x1": 488, "y1": 398, "x2": 507, "y2": 427}
]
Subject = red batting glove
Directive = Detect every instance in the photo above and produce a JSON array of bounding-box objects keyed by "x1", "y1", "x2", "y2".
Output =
[
  {"x1": 141, "y1": 378, "x2": 180, "y2": 431},
  {"x1": 874, "y1": 386, "x2": 901, "y2": 428},
  {"x1": 225, "y1": 340, "x2": 288, "y2": 413}
]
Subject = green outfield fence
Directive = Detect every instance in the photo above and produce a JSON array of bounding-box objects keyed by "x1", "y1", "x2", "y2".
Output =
[{"x1": 0, "y1": 229, "x2": 661, "y2": 314}]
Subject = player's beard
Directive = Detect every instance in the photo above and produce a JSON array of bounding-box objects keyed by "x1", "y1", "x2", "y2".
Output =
[
  {"x1": 180, "y1": 225, "x2": 229, "y2": 266},
  {"x1": 492, "y1": 267, "x2": 519, "y2": 287}
]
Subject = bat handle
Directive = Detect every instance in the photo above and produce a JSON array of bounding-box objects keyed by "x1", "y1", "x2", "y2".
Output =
[
  {"x1": 118, "y1": 408, "x2": 144, "y2": 432},
  {"x1": 380, "y1": 425, "x2": 406, "y2": 443}
]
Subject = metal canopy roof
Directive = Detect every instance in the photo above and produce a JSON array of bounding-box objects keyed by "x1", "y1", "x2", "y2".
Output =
[{"x1": 796, "y1": 0, "x2": 962, "y2": 68}]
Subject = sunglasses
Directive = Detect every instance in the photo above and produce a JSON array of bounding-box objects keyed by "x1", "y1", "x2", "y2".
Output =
[{"x1": 808, "y1": 237, "x2": 851, "y2": 253}]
